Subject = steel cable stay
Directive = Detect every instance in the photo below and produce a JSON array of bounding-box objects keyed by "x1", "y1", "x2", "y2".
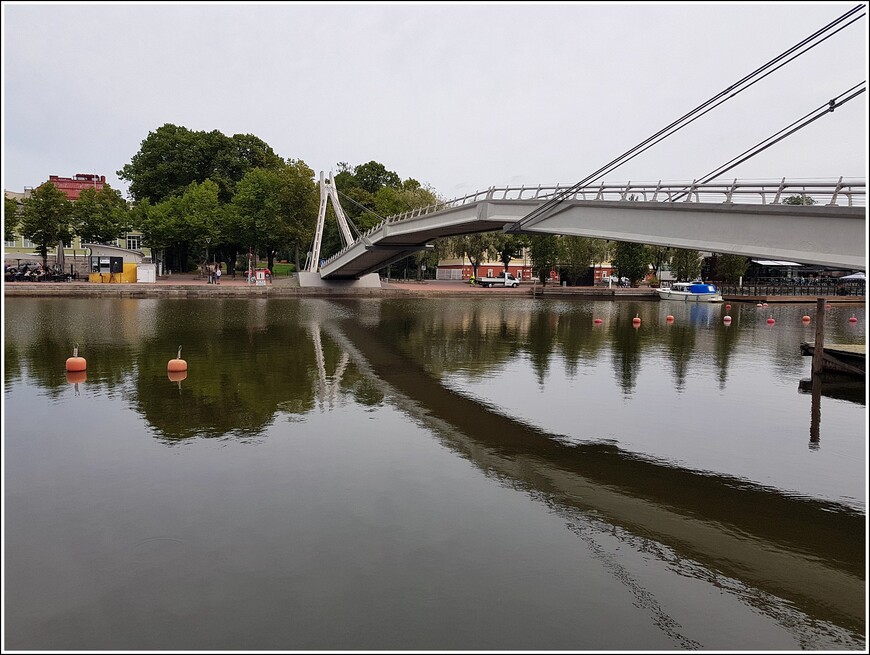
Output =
[
  {"x1": 509, "y1": 3, "x2": 866, "y2": 232},
  {"x1": 334, "y1": 188, "x2": 389, "y2": 240},
  {"x1": 667, "y1": 81, "x2": 867, "y2": 203}
]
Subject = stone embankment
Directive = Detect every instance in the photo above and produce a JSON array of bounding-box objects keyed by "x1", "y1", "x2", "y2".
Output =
[{"x1": 3, "y1": 276, "x2": 862, "y2": 303}]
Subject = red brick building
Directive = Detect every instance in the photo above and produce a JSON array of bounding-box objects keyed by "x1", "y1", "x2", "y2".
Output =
[{"x1": 46, "y1": 173, "x2": 105, "y2": 200}]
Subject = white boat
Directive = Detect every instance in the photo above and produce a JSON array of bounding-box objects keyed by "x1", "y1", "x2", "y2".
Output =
[{"x1": 655, "y1": 282, "x2": 724, "y2": 302}]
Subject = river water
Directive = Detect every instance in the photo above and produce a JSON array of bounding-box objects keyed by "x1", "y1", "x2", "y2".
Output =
[{"x1": 3, "y1": 296, "x2": 866, "y2": 650}]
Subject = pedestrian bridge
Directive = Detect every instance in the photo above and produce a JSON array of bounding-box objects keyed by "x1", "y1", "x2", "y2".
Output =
[{"x1": 314, "y1": 178, "x2": 865, "y2": 281}]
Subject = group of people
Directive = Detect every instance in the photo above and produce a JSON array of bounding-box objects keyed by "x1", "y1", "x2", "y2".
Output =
[
  {"x1": 4, "y1": 262, "x2": 67, "y2": 282},
  {"x1": 206, "y1": 263, "x2": 222, "y2": 284}
]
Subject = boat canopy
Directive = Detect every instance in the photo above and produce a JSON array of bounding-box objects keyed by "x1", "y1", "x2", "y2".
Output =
[{"x1": 689, "y1": 284, "x2": 717, "y2": 294}]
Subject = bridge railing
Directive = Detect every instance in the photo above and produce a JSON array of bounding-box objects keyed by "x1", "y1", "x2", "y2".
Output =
[{"x1": 321, "y1": 178, "x2": 865, "y2": 268}]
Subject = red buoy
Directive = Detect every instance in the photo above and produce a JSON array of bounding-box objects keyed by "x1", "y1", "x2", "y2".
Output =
[
  {"x1": 168, "y1": 346, "x2": 188, "y2": 372},
  {"x1": 723, "y1": 316, "x2": 732, "y2": 325},
  {"x1": 593, "y1": 318, "x2": 603, "y2": 325},
  {"x1": 756, "y1": 303, "x2": 763, "y2": 307},
  {"x1": 849, "y1": 316, "x2": 858, "y2": 323},
  {"x1": 65, "y1": 346, "x2": 86, "y2": 372},
  {"x1": 632, "y1": 314, "x2": 641, "y2": 326},
  {"x1": 802, "y1": 315, "x2": 811, "y2": 322},
  {"x1": 666, "y1": 315, "x2": 675, "y2": 323},
  {"x1": 767, "y1": 316, "x2": 776, "y2": 325},
  {"x1": 825, "y1": 304, "x2": 832, "y2": 310},
  {"x1": 725, "y1": 304, "x2": 731, "y2": 310}
]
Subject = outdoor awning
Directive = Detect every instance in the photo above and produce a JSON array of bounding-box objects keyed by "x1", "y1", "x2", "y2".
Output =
[{"x1": 751, "y1": 260, "x2": 802, "y2": 267}]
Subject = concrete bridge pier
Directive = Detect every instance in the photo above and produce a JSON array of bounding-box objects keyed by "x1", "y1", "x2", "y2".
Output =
[{"x1": 296, "y1": 271, "x2": 383, "y2": 289}]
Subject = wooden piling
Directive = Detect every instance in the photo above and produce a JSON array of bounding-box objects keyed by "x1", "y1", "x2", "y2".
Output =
[{"x1": 811, "y1": 297, "x2": 826, "y2": 377}]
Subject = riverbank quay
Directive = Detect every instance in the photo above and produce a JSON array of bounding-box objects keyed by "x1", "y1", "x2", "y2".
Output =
[{"x1": 2, "y1": 276, "x2": 865, "y2": 303}]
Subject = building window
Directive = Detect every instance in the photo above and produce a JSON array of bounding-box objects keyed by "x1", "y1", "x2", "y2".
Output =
[
  {"x1": 22, "y1": 238, "x2": 34, "y2": 248},
  {"x1": 4, "y1": 238, "x2": 17, "y2": 248},
  {"x1": 127, "y1": 235, "x2": 141, "y2": 251}
]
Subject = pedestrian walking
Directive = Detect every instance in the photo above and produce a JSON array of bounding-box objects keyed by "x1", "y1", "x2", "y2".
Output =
[{"x1": 215, "y1": 265, "x2": 222, "y2": 285}]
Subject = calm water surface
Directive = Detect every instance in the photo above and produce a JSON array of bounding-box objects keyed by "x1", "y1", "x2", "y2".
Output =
[{"x1": 3, "y1": 296, "x2": 866, "y2": 650}]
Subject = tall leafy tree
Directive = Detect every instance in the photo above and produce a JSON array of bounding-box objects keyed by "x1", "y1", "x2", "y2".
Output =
[
  {"x1": 20, "y1": 182, "x2": 72, "y2": 269},
  {"x1": 495, "y1": 234, "x2": 528, "y2": 273},
  {"x1": 118, "y1": 123, "x2": 283, "y2": 203},
  {"x1": 72, "y1": 186, "x2": 130, "y2": 244},
  {"x1": 559, "y1": 236, "x2": 601, "y2": 283},
  {"x1": 5, "y1": 195, "x2": 21, "y2": 242},
  {"x1": 231, "y1": 160, "x2": 317, "y2": 271},
  {"x1": 131, "y1": 181, "x2": 223, "y2": 273},
  {"x1": 354, "y1": 161, "x2": 401, "y2": 194},
  {"x1": 714, "y1": 253, "x2": 750, "y2": 282},
  {"x1": 444, "y1": 233, "x2": 499, "y2": 282},
  {"x1": 611, "y1": 241, "x2": 649, "y2": 286},
  {"x1": 179, "y1": 179, "x2": 224, "y2": 266},
  {"x1": 670, "y1": 248, "x2": 702, "y2": 281},
  {"x1": 646, "y1": 245, "x2": 672, "y2": 281},
  {"x1": 528, "y1": 234, "x2": 560, "y2": 286}
]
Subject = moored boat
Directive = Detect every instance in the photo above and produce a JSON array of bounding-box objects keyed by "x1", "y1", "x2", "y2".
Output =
[{"x1": 655, "y1": 282, "x2": 724, "y2": 302}]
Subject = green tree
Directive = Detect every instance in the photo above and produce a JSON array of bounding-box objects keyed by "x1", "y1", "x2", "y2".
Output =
[
  {"x1": 611, "y1": 241, "x2": 649, "y2": 286},
  {"x1": 714, "y1": 253, "x2": 750, "y2": 283},
  {"x1": 646, "y1": 245, "x2": 672, "y2": 281},
  {"x1": 670, "y1": 248, "x2": 702, "y2": 281},
  {"x1": 444, "y1": 233, "x2": 499, "y2": 283},
  {"x1": 559, "y1": 236, "x2": 601, "y2": 284},
  {"x1": 231, "y1": 160, "x2": 317, "y2": 271},
  {"x1": 131, "y1": 181, "x2": 224, "y2": 273},
  {"x1": 354, "y1": 161, "x2": 401, "y2": 194},
  {"x1": 494, "y1": 234, "x2": 528, "y2": 273},
  {"x1": 4, "y1": 195, "x2": 21, "y2": 242},
  {"x1": 20, "y1": 182, "x2": 72, "y2": 269},
  {"x1": 72, "y1": 186, "x2": 130, "y2": 244},
  {"x1": 528, "y1": 234, "x2": 560, "y2": 286},
  {"x1": 118, "y1": 124, "x2": 283, "y2": 203},
  {"x1": 179, "y1": 179, "x2": 224, "y2": 269}
]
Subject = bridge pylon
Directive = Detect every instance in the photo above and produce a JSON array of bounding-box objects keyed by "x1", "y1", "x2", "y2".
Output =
[
  {"x1": 307, "y1": 171, "x2": 356, "y2": 274},
  {"x1": 297, "y1": 171, "x2": 383, "y2": 288}
]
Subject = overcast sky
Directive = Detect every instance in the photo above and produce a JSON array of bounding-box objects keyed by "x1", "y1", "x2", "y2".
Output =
[{"x1": 2, "y1": 2, "x2": 867, "y2": 202}]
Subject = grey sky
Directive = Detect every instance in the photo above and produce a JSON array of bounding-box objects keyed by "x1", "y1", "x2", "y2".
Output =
[{"x1": 2, "y1": 2, "x2": 867, "y2": 202}]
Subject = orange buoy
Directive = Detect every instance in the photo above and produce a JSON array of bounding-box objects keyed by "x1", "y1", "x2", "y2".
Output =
[
  {"x1": 767, "y1": 316, "x2": 776, "y2": 325},
  {"x1": 66, "y1": 346, "x2": 86, "y2": 372},
  {"x1": 849, "y1": 316, "x2": 858, "y2": 323},
  {"x1": 168, "y1": 369, "x2": 188, "y2": 383},
  {"x1": 802, "y1": 315, "x2": 811, "y2": 322},
  {"x1": 825, "y1": 304, "x2": 832, "y2": 310},
  {"x1": 666, "y1": 315, "x2": 675, "y2": 323},
  {"x1": 593, "y1": 318, "x2": 603, "y2": 325},
  {"x1": 168, "y1": 346, "x2": 188, "y2": 372},
  {"x1": 66, "y1": 370, "x2": 87, "y2": 384},
  {"x1": 632, "y1": 314, "x2": 641, "y2": 326}
]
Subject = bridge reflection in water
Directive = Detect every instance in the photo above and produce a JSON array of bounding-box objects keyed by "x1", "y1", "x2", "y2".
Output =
[{"x1": 314, "y1": 299, "x2": 865, "y2": 641}]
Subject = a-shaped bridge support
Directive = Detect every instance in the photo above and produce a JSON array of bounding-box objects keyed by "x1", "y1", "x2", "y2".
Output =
[{"x1": 299, "y1": 171, "x2": 382, "y2": 288}]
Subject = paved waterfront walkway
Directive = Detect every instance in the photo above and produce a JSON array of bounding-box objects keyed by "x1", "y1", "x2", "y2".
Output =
[{"x1": 3, "y1": 274, "x2": 865, "y2": 303}]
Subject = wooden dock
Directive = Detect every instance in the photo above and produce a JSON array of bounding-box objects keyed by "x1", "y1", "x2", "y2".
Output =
[{"x1": 799, "y1": 342, "x2": 866, "y2": 377}]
